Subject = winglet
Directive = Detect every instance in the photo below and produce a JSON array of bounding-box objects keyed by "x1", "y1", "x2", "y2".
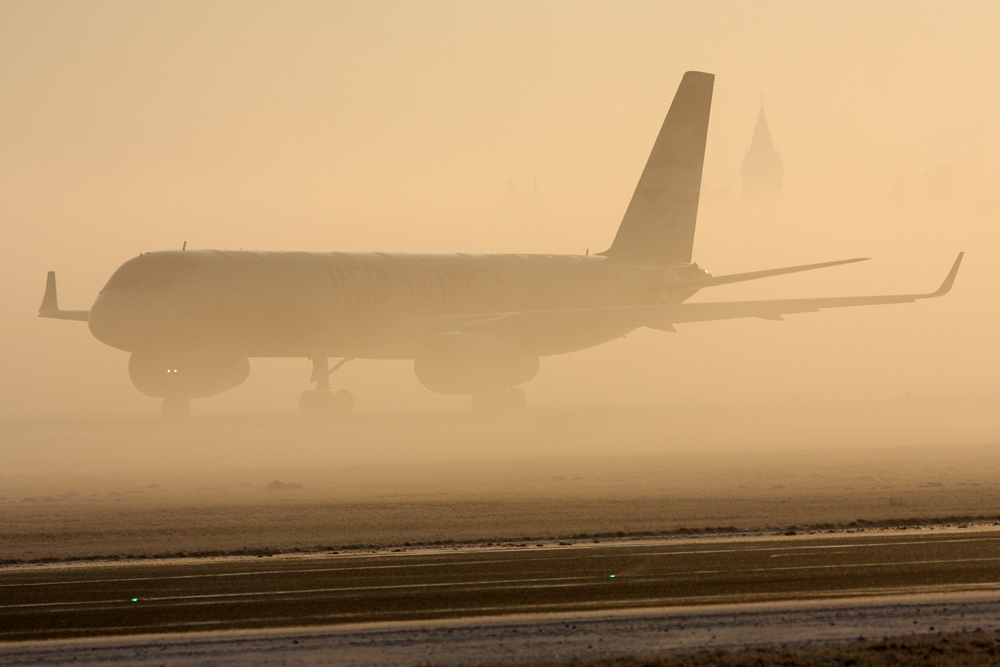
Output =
[
  {"x1": 921, "y1": 252, "x2": 963, "y2": 298},
  {"x1": 39, "y1": 271, "x2": 89, "y2": 321}
]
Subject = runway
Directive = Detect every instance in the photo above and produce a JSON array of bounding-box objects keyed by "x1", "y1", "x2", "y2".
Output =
[
  {"x1": 3, "y1": 528, "x2": 1000, "y2": 643},
  {"x1": 5, "y1": 402, "x2": 1000, "y2": 663},
  {"x1": 4, "y1": 592, "x2": 1000, "y2": 667}
]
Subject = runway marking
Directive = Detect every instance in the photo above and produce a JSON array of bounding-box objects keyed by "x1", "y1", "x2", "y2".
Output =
[
  {"x1": 4, "y1": 535, "x2": 999, "y2": 589},
  {"x1": 7, "y1": 580, "x2": 1000, "y2": 630},
  {"x1": 679, "y1": 556, "x2": 1000, "y2": 577},
  {"x1": 0, "y1": 559, "x2": 519, "y2": 588},
  {"x1": 0, "y1": 574, "x2": 602, "y2": 610},
  {"x1": 3, "y1": 554, "x2": 999, "y2": 613},
  {"x1": 615, "y1": 536, "x2": 1000, "y2": 559}
]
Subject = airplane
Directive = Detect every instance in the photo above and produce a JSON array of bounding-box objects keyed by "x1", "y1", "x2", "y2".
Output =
[{"x1": 39, "y1": 71, "x2": 962, "y2": 418}]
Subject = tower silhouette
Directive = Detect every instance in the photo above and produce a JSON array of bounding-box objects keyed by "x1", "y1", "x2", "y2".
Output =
[{"x1": 741, "y1": 104, "x2": 783, "y2": 203}]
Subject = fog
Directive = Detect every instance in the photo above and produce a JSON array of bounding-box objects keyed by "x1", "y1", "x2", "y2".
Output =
[
  {"x1": 4, "y1": 401, "x2": 1000, "y2": 561},
  {"x1": 1, "y1": 1, "x2": 997, "y2": 419}
]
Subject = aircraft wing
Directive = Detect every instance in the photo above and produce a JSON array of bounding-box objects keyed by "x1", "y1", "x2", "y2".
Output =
[
  {"x1": 451, "y1": 254, "x2": 962, "y2": 355},
  {"x1": 666, "y1": 257, "x2": 870, "y2": 293}
]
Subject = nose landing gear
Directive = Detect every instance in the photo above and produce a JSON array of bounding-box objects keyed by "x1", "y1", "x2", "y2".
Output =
[{"x1": 300, "y1": 357, "x2": 354, "y2": 417}]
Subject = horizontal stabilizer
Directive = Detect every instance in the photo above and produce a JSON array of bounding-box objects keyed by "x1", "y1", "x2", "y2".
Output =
[{"x1": 38, "y1": 271, "x2": 89, "y2": 321}]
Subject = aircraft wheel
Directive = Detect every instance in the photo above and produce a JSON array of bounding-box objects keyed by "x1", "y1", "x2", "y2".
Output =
[
  {"x1": 316, "y1": 390, "x2": 336, "y2": 414},
  {"x1": 300, "y1": 390, "x2": 321, "y2": 416},
  {"x1": 333, "y1": 389, "x2": 354, "y2": 416},
  {"x1": 162, "y1": 397, "x2": 190, "y2": 419}
]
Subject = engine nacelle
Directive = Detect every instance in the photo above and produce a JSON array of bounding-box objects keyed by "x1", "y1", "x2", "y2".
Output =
[
  {"x1": 413, "y1": 333, "x2": 539, "y2": 395},
  {"x1": 128, "y1": 353, "x2": 250, "y2": 399}
]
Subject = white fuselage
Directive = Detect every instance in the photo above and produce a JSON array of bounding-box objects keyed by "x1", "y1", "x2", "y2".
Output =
[{"x1": 87, "y1": 250, "x2": 704, "y2": 360}]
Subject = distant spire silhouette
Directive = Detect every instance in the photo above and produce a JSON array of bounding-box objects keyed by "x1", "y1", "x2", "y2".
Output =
[{"x1": 741, "y1": 103, "x2": 783, "y2": 203}]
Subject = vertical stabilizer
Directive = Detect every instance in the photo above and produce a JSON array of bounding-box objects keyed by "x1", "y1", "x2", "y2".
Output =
[{"x1": 601, "y1": 71, "x2": 714, "y2": 264}]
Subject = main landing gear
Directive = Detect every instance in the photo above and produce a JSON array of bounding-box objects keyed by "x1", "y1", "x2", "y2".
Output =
[
  {"x1": 471, "y1": 387, "x2": 526, "y2": 416},
  {"x1": 300, "y1": 357, "x2": 354, "y2": 417}
]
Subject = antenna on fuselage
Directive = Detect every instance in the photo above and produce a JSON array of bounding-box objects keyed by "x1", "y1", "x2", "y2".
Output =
[{"x1": 182, "y1": 241, "x2": 187, "y2": 251}]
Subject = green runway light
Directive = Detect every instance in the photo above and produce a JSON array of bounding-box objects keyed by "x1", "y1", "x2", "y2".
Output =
[
  {"x1": 608, "y1": 575, "x2": 616, "y2": 578},
  {"x1": 131, "y1": 598, "x2": 138, "y2": 602}
]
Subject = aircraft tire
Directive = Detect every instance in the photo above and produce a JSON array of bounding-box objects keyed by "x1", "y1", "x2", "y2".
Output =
[
  {"x1": 333, "y1": 389, "x2": 354, "y2": 416},
  {"x1": 300, "y1": 390, "x2": 321, "y2": 416},
  {"x1": 162, "y1": 397, "x2": 190, "y2": 419}
]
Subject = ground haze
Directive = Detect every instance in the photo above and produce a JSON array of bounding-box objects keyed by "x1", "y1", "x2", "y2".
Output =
[{"x1": 2, "y1": 399, "x2": 998, "y2": 562}]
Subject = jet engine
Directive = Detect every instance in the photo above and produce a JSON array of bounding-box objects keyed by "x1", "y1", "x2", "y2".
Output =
[
  {"x1": 128, "y1": 353, "x2": 250, "y2": 399},
  {"x1": 413, "y1": 333, "x2": 539, "y2": 395}
]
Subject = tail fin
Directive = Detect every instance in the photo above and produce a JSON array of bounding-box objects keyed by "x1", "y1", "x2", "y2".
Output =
[{"x1": 600, "y1": 71, "x2": 714, "y2": 264}]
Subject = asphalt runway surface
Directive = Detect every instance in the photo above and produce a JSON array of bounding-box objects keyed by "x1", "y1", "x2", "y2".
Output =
[
  {"x1": 4, "y1": 593, "x2": 1000, "y2": 667},
  {"x1": 3, "y1": 528, "x2": 1000, "y2": 644}
]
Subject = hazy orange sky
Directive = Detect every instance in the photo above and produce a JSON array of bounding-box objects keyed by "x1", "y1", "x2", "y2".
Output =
[{"x1": 2, "y1": 1, "x2": 997, "y2": 416}]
